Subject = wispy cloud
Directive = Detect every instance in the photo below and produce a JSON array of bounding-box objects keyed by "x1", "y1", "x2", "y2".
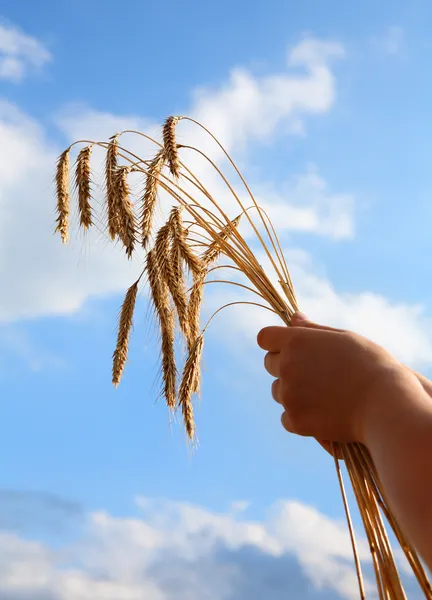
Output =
[
  {"x1": 0, "y1": 326, "x2": 66, "y2": 375},
  {"x1": 0, "y1": 22, "x2": 51, "y2": 82},
  {"x1": 370, "y1": 26, "x2": 405, "y2": 57}
]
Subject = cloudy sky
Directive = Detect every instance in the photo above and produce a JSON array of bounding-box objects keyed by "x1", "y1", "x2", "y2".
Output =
[{"x1": 0, "y1": 1, "x2": 431, "y2": 598}]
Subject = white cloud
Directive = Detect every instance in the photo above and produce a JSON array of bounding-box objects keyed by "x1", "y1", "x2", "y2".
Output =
[
  {"x1": 0, "y1": 495, "x2": 378, "y2": 600},
  {"x1": 0, "y1": 100, "x2": 142, "y2": 323},
  {"x1": 0, "y1": 36, "x2": 353, "y2": 324},
  {"x1": 288, "y1": 38, "x2": 345, "y2": 67},
  {"x1": 191, "y1": 38, "x2": 344, "y2": 153},
  {"x1": 230, "y1": 500, "x2": 250, "y2": 513},
  {"x1": 370, "y1": 26, "x2": 405, "y2": 57},
  {"x1": 204, "y1": 250, "x2": 432, "y2": 369},
  {"x1": 0, "y1": 22, "x2": 51, "y2": 82},
  {"x1": 256, "y1": 166, "x2": 355, "y2": 240},
  {"x1": 293, "y1": 260, "x2": 432, "y2": 367}
]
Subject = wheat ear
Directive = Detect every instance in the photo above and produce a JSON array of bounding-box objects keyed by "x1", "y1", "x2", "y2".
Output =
[
  {"x1": 114, "y1": 166, "x2": 136, "y2": 258},
  {"x1": 178, "y1": 334, "x2": 204, "y2": 439},
  {"x1": 55, "y1": 150, "x2": 71, "y2": 243},
  {"x1": 106, "y1": 137, "x2": 120, "y2": 240},
  {"x1": 75, "y1": 146, "x2": 93, "y2": 230},
  {"x1": 203, "y1": 215, "x2": 241, "y2": 265},
  {"x1": 154, "y1": 218, "x2": 190, "y2": 337},
  {"x1": 147, "y1": 249, "x2": 177, "y2": 410},
  {"x1": 112, "y1": 280, "x2": 139, "y2": 386},
  {"x1": 166, "y1": 207, "x2": 191, "y2": 336},
  {"x1": 163, "y1": 116, "x2": 181, "y2": 178},
  {"x1": 141, "y1": 150, "x2": 165, "y2": 249}
]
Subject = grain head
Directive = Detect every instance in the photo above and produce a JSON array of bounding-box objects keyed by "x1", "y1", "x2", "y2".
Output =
[
  {"x1": 55, "y1": 149, "x2": 71, "y2": 243},
  {"x1": 203, "y1": 214, "x2": 241, "y2": 265},
  {"x1": 147, "y1": 249, "x2": 177, "y2": 410},
  {"x1": 166, "y1": 208, "x2": 190, "y2": 340},
  {"x1": 112, "y1": 280, "x2": 139, "y2": 387},
  {"x1": 106, "y1": 137, "x2": 120, "y2": 240},
  {"x1": 178, "y1": 334, "x2": 204, "y2": 439},
  {"x1": 75, "y1": 146, "x2": 93, "y2": 230},
  {"x1": 114, "y1": 166, "x2": 136, "y2": 258},
  {"x1": 141, "y1": 150, "x2": 165, "y2": 249},
  {"x1": 163, "y1": 116, "x2": 181, "y2": 178}
]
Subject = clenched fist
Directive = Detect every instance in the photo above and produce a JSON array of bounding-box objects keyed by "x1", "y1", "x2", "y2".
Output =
[{"x1": 257, "y1": 313, "x2": 415, "y2": 444}]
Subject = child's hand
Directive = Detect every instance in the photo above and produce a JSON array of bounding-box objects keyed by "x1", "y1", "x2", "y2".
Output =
[{"x1": 257, "y1": 313, "x2": 416, "y2": 444}]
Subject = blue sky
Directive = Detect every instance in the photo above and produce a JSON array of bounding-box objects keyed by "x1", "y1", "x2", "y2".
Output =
[{"x1": 0, "y1": 1, "x2": 431, "y2": 598}]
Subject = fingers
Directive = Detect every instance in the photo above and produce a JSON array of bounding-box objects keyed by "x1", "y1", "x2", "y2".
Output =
[
  {"x1": 318, "y1": 440, "x2": 344, "y2": 459},
  {"x1": 410, "y1": 368, "x2": 432, "y2": 397},
  {"x1": 257, "y1": 326, "x2": 288, "y2": 352},
  {"x1": 281, "y1": 411, "x2": 294, "y2": 433},
  {"x1": 291, "y1": 312, "x2": 345, "y2": 333},
  {"x1": 257, "y1": 316, "x2": 344, "y2": 352},
  {"x1": 271, "y1": 379, "x2": 280, "y2": 403},
  {"x1": 264, "y1": 352, "x2": 280, "y2": 377}
]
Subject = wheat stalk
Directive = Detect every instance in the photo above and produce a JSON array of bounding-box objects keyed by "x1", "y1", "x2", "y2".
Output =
[
  {"x1": 54, "y1": 116, "x2": 432, "y2": 600},
  {"x1": 112, "y1": 280, "x2": 139, "y2": 386},
  {"x1": 55, "y1": 149, "x2": 70, "y2": 243},
  {"x1": 75, "y1": 146, "x2": 93, "y2": 230}
]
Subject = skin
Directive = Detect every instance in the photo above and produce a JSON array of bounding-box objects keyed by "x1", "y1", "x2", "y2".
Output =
[{"x1": 257, "y1": 312, "x2": 432, "y2": 570}]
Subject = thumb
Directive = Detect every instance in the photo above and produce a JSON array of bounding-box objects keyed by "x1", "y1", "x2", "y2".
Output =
[{"x1": 291, "y1": 311, "x2": 345, "y2": 333}]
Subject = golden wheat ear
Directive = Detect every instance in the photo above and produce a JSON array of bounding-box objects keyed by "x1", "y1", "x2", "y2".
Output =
[
  {"x1": 75, "y1": 146, "x2": 93, "y2": 230},
  {"x1": 146, "y1": 249, "x2": 177, "y2": 411},
  {"x1": 105, "y1": 137, "x2": 120, "y2": 240},
  {"x1": 178, "y1": 334, "x2": 204, "y2": 440},
  {"x1": 55, "y1": 149, "x2": 71, "y2": 243},
  {"x1": 186, "y1": 216, "x2": 241, "y2": 356},
  {"x1": 141, "y1": 150, "x2": 165, "y2": 249},
  {"x1": 165, "y1": 208, "x2": 190, "y2": 340},
  {"x1": 163, "y1": 116, "x2": 181, "y2": 178},
  {"x1": 203, "y1": 214, "x2": 242, "y2": 265},
  {"x1": 112, "y1": 280, "x2": 139, "y2": 387},
  {"x1": 114, "y1": 166, "x2": 137, "y2": 259}
]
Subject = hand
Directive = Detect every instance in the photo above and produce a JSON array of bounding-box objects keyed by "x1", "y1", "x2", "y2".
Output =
[{"x1": 257, "y1": 313, "x2": 415, "y2": 446}]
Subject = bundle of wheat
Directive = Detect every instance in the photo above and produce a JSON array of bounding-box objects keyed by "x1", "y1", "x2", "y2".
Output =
[{"x1": 55, "y1": 116, "x2": 432, "y2": 599}]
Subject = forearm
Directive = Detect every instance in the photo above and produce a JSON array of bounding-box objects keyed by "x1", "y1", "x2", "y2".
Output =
[{"x1": 364, "y1": 373, "x2": 432, "y2": 570}]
